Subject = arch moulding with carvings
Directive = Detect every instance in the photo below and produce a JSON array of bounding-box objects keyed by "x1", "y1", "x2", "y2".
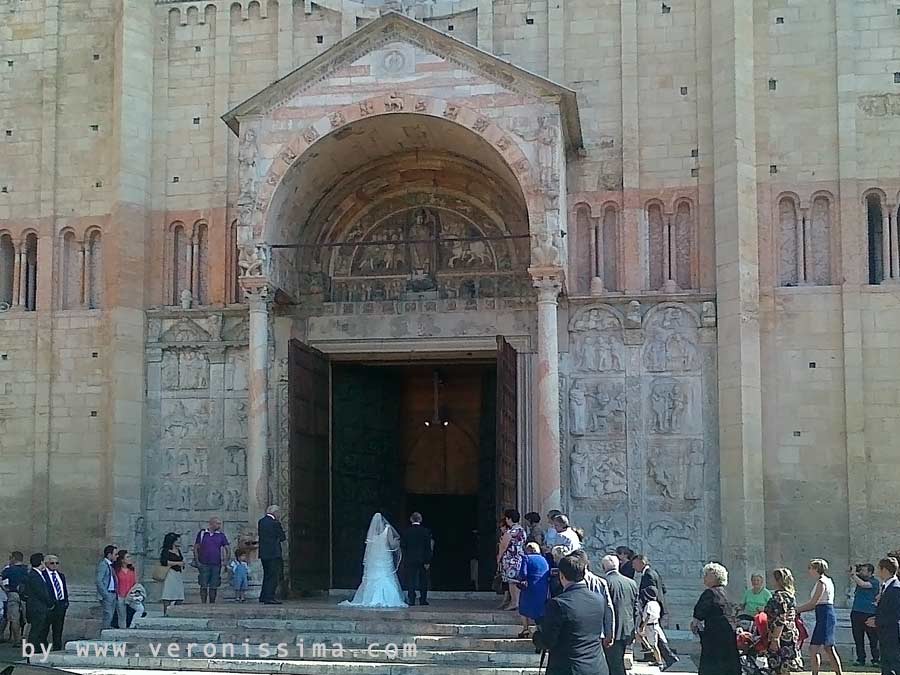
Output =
[{"x1": 250, "y1": 94, "x2": 549, "y2": 245}]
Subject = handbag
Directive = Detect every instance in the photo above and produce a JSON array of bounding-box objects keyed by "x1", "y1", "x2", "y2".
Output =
[
  {"x1": 492, "y1": 572, "x2": 504, "y2": 594},
  {"x1": 151, "y1": 564, "x2": 169, "y2": 582}
]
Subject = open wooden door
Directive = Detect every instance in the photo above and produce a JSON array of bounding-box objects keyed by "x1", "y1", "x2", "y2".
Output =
[
  {"x1": 288, "y1": 338, "x2": 330, "y2": 593},
  {"x1": 495, "y1": 336, "x2": 518, "y2": 512}
]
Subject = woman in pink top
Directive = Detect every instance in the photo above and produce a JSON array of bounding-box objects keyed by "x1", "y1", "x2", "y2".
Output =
[{"x1": 113, "y1": 550, "x2": 137, "y2": 628}]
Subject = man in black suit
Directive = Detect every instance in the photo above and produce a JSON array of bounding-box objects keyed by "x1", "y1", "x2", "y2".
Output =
[
  {"x1": 533, "y1": 553, "x2": 614, "y2": 675},
  {"x1": 615, "y1": 547, "x2": 635, "y2": 580},
  {"x1": 632, "y1": 554, "x2": 666, "y2": 610},
  {"x1": 401, "y1": 512, "x2": 433, "y2": 606},
  {"x1": 42, "y1": 555, "x2": 69, "y2": 651},
  {"x1": 631, "y1": 554, "x2": 676, "y2": 664},
  {"x1": 21, "y1": 553, "x2": 54, "y2": 649},
  {"x1": 870, "y1": 557, "x2": 900, "y2": 675},
  {"x1": 258, "y1": 505, "x2": 286, "y2": 604},
  {"x1": 601, "y1": 554, "x2": 639, "y2": 675}
]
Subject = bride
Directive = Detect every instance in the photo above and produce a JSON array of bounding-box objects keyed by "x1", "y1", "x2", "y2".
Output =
[{"x1": 340, "y1": 513, "x2": 408, "y2": 608}]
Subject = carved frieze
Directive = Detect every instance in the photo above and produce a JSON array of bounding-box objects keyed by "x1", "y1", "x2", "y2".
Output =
[
  {"x1": 162, "y1": 399, "x2": 212, "y2": 441},
  {"x1": 224, "y1": 399, "x2": 249, "y2": 439},
  {"x1": 569, "y1": 380, "x2": 626, "y2": 437},
  {"x1": 224, "y1": 445, "x2": 247, "y2": 477},
  {"x1": 648, "y1": 378, "x2": 691, "y2": 434},
  {"x1": 159, "y1": 318, "x2": 212, "y2": 344},
  {"x1": 570, "y1": 440, "x2": 626, "y2": 500},
  {"x1": 225, "y1": 348, "x2": 249, "y2": 390},
  {"x1": 643, "y1": 306, "x2": 699, "y2": 372}
]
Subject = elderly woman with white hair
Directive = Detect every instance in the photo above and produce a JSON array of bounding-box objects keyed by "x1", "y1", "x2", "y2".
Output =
[{"x1": 691, "y1": 562, "x2": 741, "y2": 675}]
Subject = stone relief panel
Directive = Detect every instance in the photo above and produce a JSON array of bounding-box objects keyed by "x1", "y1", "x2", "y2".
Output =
[
  {"x1": 563, "y1": 301, "x2": 716, "y2": 584},
  {"x1": 647, "y1": 378, "x2": 699, "y2": 436},
  {"x1": 224, "y1": 399, "x2": 249, "y2": 439},
  {"x1": 161, "y1": 349, "x2": 210, "y2": 391},
  {"x1": 570, "y1": 440, "x2": 626, "y2": 500},
  {"x1": 225, "y1": 348, "x2": 249, "y2": 393},
  {"x1": 569, "y1": 380, "x2": 626, "y2": 436},
  {"x1": 144, "y1": 310, "x2": 251, "y2": 571}
]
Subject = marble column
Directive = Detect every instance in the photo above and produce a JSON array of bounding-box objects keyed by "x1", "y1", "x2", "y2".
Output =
[
  {"x1": 11, "y1": 245, "x2": 21, "y2": 308},
  {"x1": 590, "y1": 224, "x2": 604, "y2": 295},
  {"x1": 661, "y1": 214, "x2": 679, "y2": 293},
  {"x1": 882, "y1": 208, "x2": 892, "y2": 282},
  {"x1": 244, "y1": 283, "x2": 272, "y2": 522},
  {"x1": 78, "y1": 243, "x2": 87, "y2": 307},
  {"x1": 889, "y1": 207, "x2": 900, "y2": 281},
  {"x1": 797, "y1": 209, "x2": 808, "y2": 285},
  {"x1": 532, "y1": 272, "x2": 562, "y2": 517}
]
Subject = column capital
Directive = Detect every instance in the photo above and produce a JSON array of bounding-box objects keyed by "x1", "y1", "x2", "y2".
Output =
[
  {"x1": 530, "y1": 269, "x2": 563, "y2": 303},
  {"x1": 241, "y1": 279, "x2": 275, "y2": 308}
]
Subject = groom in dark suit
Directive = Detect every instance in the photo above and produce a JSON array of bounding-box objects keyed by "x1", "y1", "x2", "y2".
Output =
[{"x1": 401, "y1": 512, "x2": 433, "y2": 606}]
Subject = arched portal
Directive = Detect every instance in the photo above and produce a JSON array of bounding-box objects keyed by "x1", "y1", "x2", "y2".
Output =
[
  {"x1": 265, "y1": 113, "x2": 533, "y2": 303},
  {"x1": 263, "y1": 112, "x2": 536, "y2": 593}
]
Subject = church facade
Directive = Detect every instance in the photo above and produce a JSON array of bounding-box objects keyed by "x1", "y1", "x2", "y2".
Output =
[{"x1": 0, "y1": 0, "x2": 898, "y2": 607}]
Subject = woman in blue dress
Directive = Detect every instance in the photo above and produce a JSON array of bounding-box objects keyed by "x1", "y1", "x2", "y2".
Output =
[{"x1": 517, "y1": 542, "x2": 550, "y2": 638}]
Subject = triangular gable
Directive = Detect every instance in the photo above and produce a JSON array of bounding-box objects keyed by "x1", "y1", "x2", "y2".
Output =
[{"x1": 222, "y1": 11, "x2": 582, "y2": 151}]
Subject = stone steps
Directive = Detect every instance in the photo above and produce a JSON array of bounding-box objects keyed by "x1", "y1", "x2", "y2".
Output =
[
  {"x1": 42, "y1": 601, "x2": 549, "y2": 675},
  {"x1": 128, "y1": 616, "x2": 526, "y2": 638},
  {"x1": 49, "y1": 661, "x2": 545, "y2": 675},
  {"x1": 58, "y1": 641, "x2": 539, "y2": 666},
  {"x1": 90, "y1": 631, "x2": 533, "y2": 652}
]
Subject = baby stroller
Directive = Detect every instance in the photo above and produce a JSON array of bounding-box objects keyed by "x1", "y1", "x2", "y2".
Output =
[{"x1": 737, "y1": 611, "x2": 771, "y2": 675}]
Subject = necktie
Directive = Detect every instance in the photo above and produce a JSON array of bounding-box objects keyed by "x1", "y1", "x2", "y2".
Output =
[{"x1": 50, "y1": 571, "x2": 63, "y2": 600}]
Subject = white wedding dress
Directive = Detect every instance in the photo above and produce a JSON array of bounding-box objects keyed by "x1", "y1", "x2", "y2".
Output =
[{"x1": 340, "y1": 513, "x2": 408, "y2": 608}]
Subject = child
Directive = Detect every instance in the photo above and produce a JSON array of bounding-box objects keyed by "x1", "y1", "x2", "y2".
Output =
[
  {"x1": 230, "y1": 551, "x2": 250, "y2": 602},
  {"x1": 639, "y1": 587, "x2": 667, "y2": 667},
  {"x1": 125, "y1": 583, "x2": 147, "y2": 627}
]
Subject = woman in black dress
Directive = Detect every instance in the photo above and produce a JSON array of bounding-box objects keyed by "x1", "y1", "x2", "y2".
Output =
[{"x1": 691, "y1": 562, "x2": 741, "y2": 675}]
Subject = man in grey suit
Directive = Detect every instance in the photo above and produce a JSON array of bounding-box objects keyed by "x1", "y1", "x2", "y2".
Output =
[
  {"x1": 601, "y1": 554, "x2": 640, "y2": 675},
  {"x1": 95, "y1": 545, "x2": 118, "y2": 628}
]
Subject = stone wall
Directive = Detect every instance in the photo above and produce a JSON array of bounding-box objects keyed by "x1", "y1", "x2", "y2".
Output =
[{"x1": 3, "y1": 0, "x2": 900, "y2": 597}]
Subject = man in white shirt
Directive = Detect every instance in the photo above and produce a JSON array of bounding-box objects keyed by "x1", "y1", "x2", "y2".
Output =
[
  {"x1": 543, "y1": 510, "x2": 563, "y2": 551},
  {"x1": 43, "y1": 555, "x2": 69, "y2": 651},
  {"x1": 552, "y1": 514, "x2": 582, "y2": 553},
  {"x1": 94, "y1": 545, "x2": 118, "y2": 628}
]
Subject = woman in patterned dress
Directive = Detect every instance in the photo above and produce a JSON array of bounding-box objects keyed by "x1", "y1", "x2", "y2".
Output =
[
  {"x1": 766, "y1": 567, "x2": 804, "y2": 674},
  {"x1": 497, "y1": 509, "x2": 526, "y2": 611}
]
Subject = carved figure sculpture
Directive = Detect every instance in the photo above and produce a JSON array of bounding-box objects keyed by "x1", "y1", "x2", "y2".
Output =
[
  {"x1": 651, "y1": 387, "x2": 669, "y2": 433},
  {"x1": 570, "y1": 444, "x2": 593, "y2": 499},
  {"x1": 177, "y1": 450, "x2": 192, "y2": 475},
  {"x1": 625, "y1": 300, "x2": 642, "y2": 328},
  {"x1": 177, "y1": 484, "x2": 191, "y2": 511},
  {"x1": 179, "y1": 351, "x2": 209, "y2": 390},
  {"x1": 649, "y1": 453, "x2": 680, "y2": 500},
  {"x1": 570, "y1": 382, "x2": 588, "y2": 435},
  {"x1": 590, "y1": 512, "x2": 627, "y2": 556},
  {"x1": 646, "y1": 519, "x2": 699, "y2": 562},
  {"x1": 193, "y1": 448, "x2": 209, "y2": 477},
  {"x1": 226, "y1": 488, "x2": 246, "y2": 512},
  {"x1": 587, "y1": 386, "x2": 625, "y2": 434},
  {"x1": 225, "y1": 446, "x2": 247, "y2": 476},
  {"x1": 161, "y1": 351, "x2": 179, "y2": 390},
  {"x1": 160, "y1": 483, "x2": 176, "y2": 510},
  {"x1": 180, "y1": 289, "x2": 193, "y2": 310},
  {"x1": 238, "y1": 245, "x2": 267, "y2": 278},
  {"x1": 668, "y1": 383, "x2": 688, "y2": 432},
  {"x1": 685, "y1": 441, "x2": 704, "y2": 500}
]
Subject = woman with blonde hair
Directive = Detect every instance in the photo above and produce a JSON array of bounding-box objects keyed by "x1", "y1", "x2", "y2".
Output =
[
  {"x1": 765, "y1": 567, "x2": 804, "y2": 674},
  {"x1": 797, "y1": 558, "x2": 843, "y2": 675}
]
